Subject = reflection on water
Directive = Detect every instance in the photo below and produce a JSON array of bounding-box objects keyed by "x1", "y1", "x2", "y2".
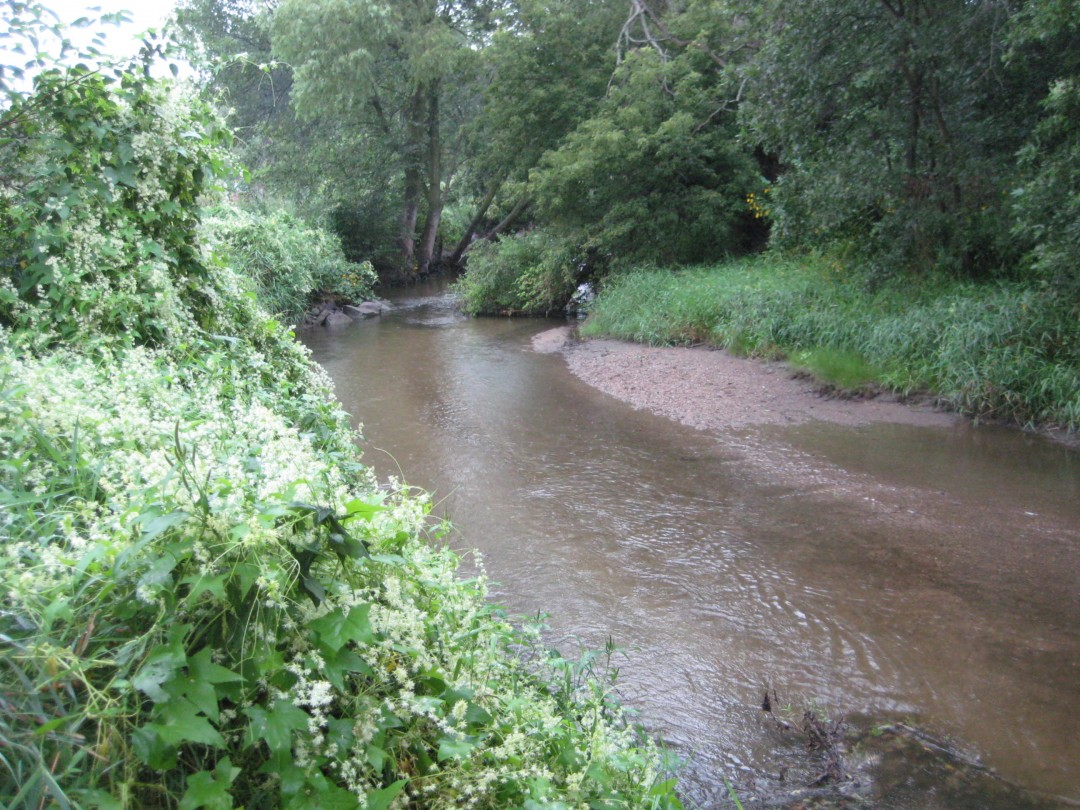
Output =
[{"x1": 303, "y1": 285, "x2": 1080, "y2": 808}]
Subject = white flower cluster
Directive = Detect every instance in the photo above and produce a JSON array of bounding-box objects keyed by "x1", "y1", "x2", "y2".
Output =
[{"x1": 0, "y1": 328, "x2": 674, "y2": 808}]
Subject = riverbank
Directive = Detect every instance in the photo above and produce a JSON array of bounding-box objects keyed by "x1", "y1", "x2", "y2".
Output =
[
  {"x1": 574, "y1": 255, "x2": 1080, "y2": 439},
  {"x1": 533, "y1": 326, "x2": 960, "y2": 433}
]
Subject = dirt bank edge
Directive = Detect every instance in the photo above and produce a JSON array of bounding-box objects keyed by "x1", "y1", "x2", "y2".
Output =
[{"x1": 532, "y1": 326, "x2": 962, "y2": 433}]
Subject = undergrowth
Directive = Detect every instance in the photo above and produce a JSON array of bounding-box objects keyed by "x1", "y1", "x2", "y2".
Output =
[
  {"x1": 582, "y1": 255, "x2": 1080, "y2": 431},
  {"x1": 202, "y1": 205, "x2": 378, "y2": 323},
  {"x1": 0, "y1": 12, "x2": 682, "y2": 809}
]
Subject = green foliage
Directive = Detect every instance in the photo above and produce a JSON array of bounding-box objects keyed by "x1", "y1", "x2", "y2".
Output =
[
  {"x1": 0, "y1": 343, "x2": 685, "y2": 809},
  {"x1": 1009, "y1": 4, "x2": 1080, "y2": 301},
  {"x1": 0, "y1": 9, "x2": 684, "y2": 810},
  {"x1": 470, "y1": 0, "x2": 624, "y2": 184},
  {"x1": 532, "y1": 13, "x2": 758, "y2": 267},
  {"x1": 454, "y1": 230, "x2": 581, "y2": 315},
  {"x1": 0, "y1": 68, "x2": 234, "y2": 352},
  {"x1": 788, "y1": 349, "x2": 882, "y2": 395},
  {"x1": 741, "y1": 0, "x2": 1029, "y2": 277},
  {"x1": 266, "y1": 0, "x2": 496, "y2": 273},
  {"x1": 584, "y1": 256, "x2": 1080, "y2": 430},
  {"x1": 202, "y1": 205, "x2": 377, "y2": 321}
]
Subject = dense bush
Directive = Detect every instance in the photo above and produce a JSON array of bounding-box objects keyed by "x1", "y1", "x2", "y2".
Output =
[
  {"x1": 202, "y1": 205, "x2": 377, "y2": 322},
  {"x1": 454, "y1": 231, "x2": 583, "y2": 316},
  {"x1": 583, "y1": 257, "x2": 1080, "y2": 431},
  {"x1": 0, "y1": 14, "x2": 682, "y2": 809}
]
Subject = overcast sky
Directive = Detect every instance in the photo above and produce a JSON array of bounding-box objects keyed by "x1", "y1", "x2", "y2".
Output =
[
  {"x1": 50, "y1": 0, "x2": 176, "y2": 31},
  {"x1": 47, "y1": 1, "x2": 179, "y2": 60}
]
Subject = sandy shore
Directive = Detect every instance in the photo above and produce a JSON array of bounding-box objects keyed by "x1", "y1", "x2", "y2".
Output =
[{"x1": 531, "y1": 326, "x2": 960, "y2": 432}]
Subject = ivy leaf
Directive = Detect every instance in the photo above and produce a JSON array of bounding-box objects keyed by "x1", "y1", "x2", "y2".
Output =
[
  {"x1": 133, "y1": 635, "x2": 187, "y2": 703},
  {"x1": 188, "y1": 647, "x2": 243, "y2": 684},
  {"x1": 181, "y1": 571, "x2": 228, "y2": 602},
  {"x1": 323, "y1": 647, "x2": 373, "y2": 691},
  {"x1": 437, "y1": 735, "x2": 476, "y2": 762},
  {"x1": 131, "y1": 724, "x2": 177, "y2": 770},
  {"x1": 138, "y1": 553, "x2": 178, "y2": 590},
  {"x1": 343, "y1": 498, "x2": 386, "y2": 523},
  {"x1": 286, "y1": 779, "x2": 361, "y2": 810},
  {"x1": 301, "y1": 574, "x2": 326, "y2": 605},
  {"x1": 244, "y1": 700, "x2": 309, "y2": 753},
  {"x1": 165, "y1": 674, "x2": 218, "y2": 722}
]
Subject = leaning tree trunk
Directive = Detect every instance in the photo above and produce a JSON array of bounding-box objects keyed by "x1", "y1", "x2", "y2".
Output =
[
  {"x1": 448, "y1": 180, "x2": 501, "y2": 266},
  {"x1": 481, "y1": 194, "x2": 531, "y2": 241}
]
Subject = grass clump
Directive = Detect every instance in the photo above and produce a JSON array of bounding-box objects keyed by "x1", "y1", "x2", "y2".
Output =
[
  {"x1": 788, "y1": 348, "x2": 882, "y2": 395},
  {"x1": 583, "y1": 255, "x2": 1080, "y2": 431}
]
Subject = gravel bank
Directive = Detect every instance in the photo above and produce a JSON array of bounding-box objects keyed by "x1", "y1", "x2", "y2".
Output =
[{"x1": 532, "y1": 326, "x2": 959, "y2": 432}]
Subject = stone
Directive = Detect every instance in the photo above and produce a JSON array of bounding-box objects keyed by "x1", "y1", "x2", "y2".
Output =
[{"x1": 323, "y1": 310, "x2": 354, "y2": 327}]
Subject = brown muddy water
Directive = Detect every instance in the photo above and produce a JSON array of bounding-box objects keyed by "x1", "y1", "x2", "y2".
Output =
[{"x1": 301, "y1": 285, "x2": 1080, "y2": 809}]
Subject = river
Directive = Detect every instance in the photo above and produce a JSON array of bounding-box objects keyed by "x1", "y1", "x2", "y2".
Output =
[{"x1": 301, "y1": 284, "x2": 1080, "y2": 809}]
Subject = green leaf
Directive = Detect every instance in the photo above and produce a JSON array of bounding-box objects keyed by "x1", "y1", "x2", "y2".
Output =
[
  {"x1": 166, "y1": 674, "x2": 219, "y2": 722},
  {"x1": 134, "y1": 642, "x2": 186, "y2": 703},
  {"x1": 366, "y1": 745, "x2": 387, "y2": 770},
  {"x1": 189, "y1": 647, "x2": 243, "y2": 684},
  {"x1": 151, "y1": 702, "x2": 225, "y2": 748},
  {"x1": 364, "y1": 780, "x2": 407, "y2": 810},
  {"x1": 139, "y1": 553, "x2": 178, "y2": 590},
  {"x1": 308, "y1": 604, "x2": 373, "y2": 653},
  {"x1": 281, "y1": 772, "x2": 352, "y2": 808},
  {"x1": 437, "y1": 735, "x2": 476, "y2": 762},
  {"x1": 131, "y1": 725, "x2": 177, "y2": 769},
  {"x1": 301, "y1": 574, "x2": 326, "y2": 605},
  {"x1": 232, "y1": 561, "x2": 261, "y2": 600},
  {"x1": 138, "y1": 510, "x2": 189, "y2": 546},
  {"x1": 244, "y1": 700, "x2": 309, "y2": 753},
  {"x1": 344, "y1": 498, "x2": 386, "y2": 523},
  {"x1": 179, "y1": 758, "x2": 239, "y2": 810},
  {"x1": 182, "y1": 571, "x2": 228, "y2": 602},
  {"x1": 323, "y1": 647, "x2": 373, "y2": 691},
  {"x1": 77, "y1": 789, "x2": 125, "y2": 810}
]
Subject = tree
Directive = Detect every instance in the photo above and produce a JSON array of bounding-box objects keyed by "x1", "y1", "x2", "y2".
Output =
[
  {"x1": 448, "y1": 0, "x2": 624, "y2": 262},
  {"x1": 529, "y1": 0, "x2": 759, "y2": 266},
  {"x1": 268, "y1": 0, "x2": 497, "y2": 275},
  {"x1": 741, "y1": 0, "x2": 1027, "y2": 276},
  {"x1": 1009, "y1": 0, "x2": 1080, "y2": 300}
]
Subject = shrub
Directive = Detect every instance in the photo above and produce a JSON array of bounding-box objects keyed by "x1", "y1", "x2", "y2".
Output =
[
  {"x1": 455, "y1": 230, "x2": 583, "y2": 316},
  {"x1": 203, "y1": 205, "x2": 378, "y2": 323}
]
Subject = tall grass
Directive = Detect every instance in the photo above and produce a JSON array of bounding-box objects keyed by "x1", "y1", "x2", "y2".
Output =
[{"x1": 583, "y1": 254, "x2": 1080, "y2": 431}]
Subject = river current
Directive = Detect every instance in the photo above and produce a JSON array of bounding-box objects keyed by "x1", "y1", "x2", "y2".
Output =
[{"x1": 302, "y1": 285, "x2": 1080, "y2": 808}]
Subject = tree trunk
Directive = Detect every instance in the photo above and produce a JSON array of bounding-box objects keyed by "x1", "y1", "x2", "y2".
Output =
[
  {"x1": 417, "y1": 84, "x2": 442, "y2": 274},
  {"x1": 481, "y1": 194, "x2": 531, "y2": 240},
  {"x1": 448, "y1": 180, "x2": 502, "y2": 265},
  {"x1": 398, "y1": 88, "x2": 426, "y2": 269}
]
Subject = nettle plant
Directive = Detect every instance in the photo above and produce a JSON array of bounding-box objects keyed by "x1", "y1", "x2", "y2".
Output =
[{"x1": 0, "y1": 7, "x2": 683, "y2": 809}]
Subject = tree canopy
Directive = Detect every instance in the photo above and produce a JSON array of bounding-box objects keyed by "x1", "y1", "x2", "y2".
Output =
[{"x1": 172, "y1": 0, "x2": 1076, "y2": 306}]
